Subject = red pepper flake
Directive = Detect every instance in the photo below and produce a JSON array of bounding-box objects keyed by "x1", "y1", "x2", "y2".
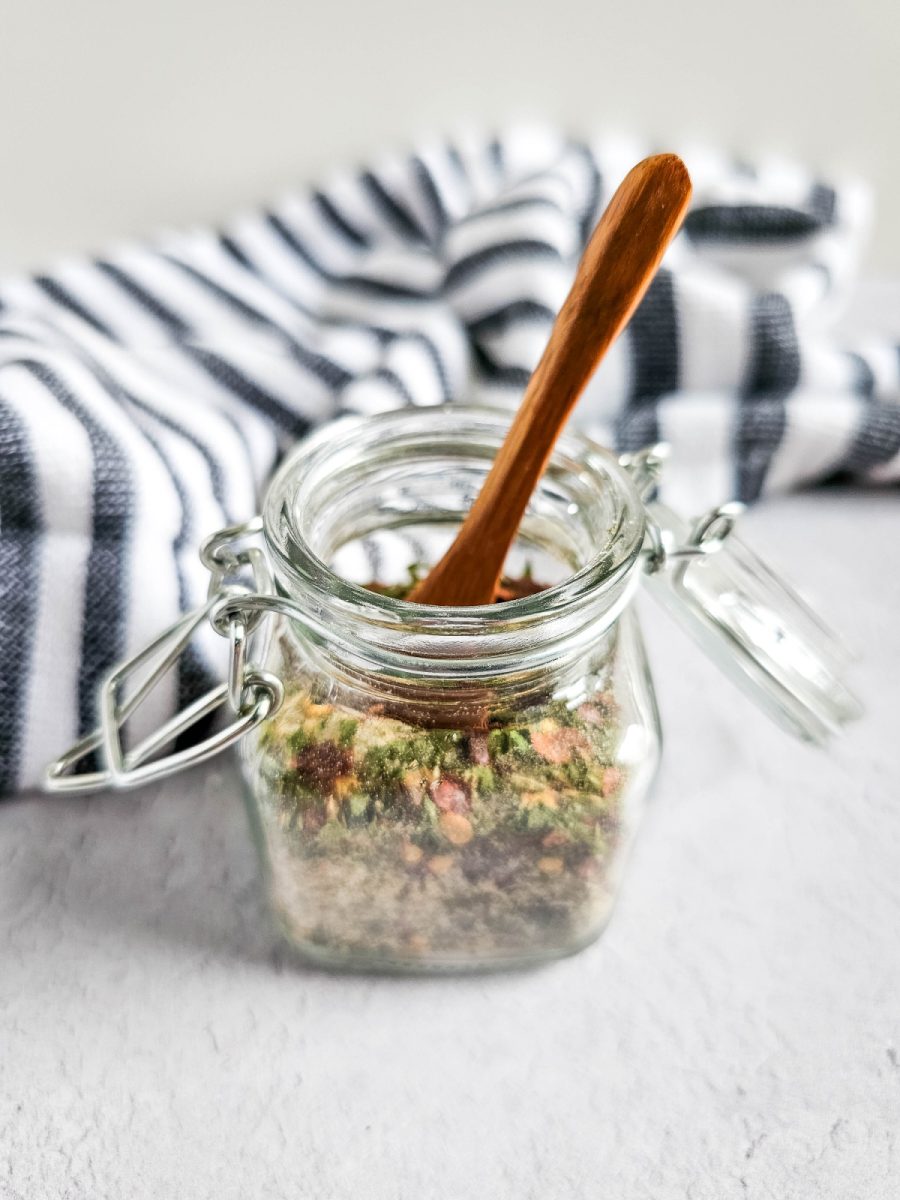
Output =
[
  {"x1": 430, "y1": 774, "x2": 471, "y2": 814},
  {"x1": 601, "y1": 766, "x2": 622, "y2": 797},
  {"x1": 577, "y1": 703, "x2": 605, "y2": 727},
  {"x1": 541, "y1": 830, "x2": 570, "y2": 848},
  {"x1": 530, "y1": 723, "x2": 589, "y2": 766}
]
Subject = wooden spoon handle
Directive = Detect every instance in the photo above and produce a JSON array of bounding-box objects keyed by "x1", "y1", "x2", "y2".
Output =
[{"x1": 409, "y1": 153, "x2": 692, "y2": 607}]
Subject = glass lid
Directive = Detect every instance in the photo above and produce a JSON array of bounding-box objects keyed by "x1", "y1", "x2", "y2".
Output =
[{"x1": 640, "y1": 496, "x2": 862, "y2": 744}]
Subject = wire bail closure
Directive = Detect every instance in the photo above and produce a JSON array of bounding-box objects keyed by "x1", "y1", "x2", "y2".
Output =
[
  {"x1": 619, "y1": 443, "x2": 744, "y2": 575},
  {"x1": 641, "y1": 500, "x2": 746, "y2": 575},
  {"x1": 45, "y1": 518, "x2": 285, "y2": 794}
]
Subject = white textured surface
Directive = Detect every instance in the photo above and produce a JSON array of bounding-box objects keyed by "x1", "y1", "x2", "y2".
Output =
[{"x1": 1, "y1": 489, "x2": 898, "y2": 1199}]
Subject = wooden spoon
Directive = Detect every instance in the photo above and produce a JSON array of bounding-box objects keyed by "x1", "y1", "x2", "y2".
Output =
[{"x1": 408, "y1": 153, "x2": 692, "y2": 607}]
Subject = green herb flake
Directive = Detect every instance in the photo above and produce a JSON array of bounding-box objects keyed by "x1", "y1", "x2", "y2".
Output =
[
  {"x1": 348, "y1": 794, "x2": 370, "y2": 820},
  {"x1": 337, "y1": 718, "x2": 358, "y2": 747},
  {"x1": 287, "y1": 728, "x2": 313, "y2": 756},
  {"x1": 508, "y1": 729, "x2": 531, "y2": 755}
]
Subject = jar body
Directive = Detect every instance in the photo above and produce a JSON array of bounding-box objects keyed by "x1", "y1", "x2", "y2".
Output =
[
  {"x1": 240, "y1": 406, "x2": 660, "y2": 971},
  {"x1": 242, "y1": 609, "x2": 660, "y2": 972}
]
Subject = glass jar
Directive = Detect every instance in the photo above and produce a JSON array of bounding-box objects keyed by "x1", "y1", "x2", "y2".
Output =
[
  {"x1": 242, "y1": 407, "x2": 658, "y2": 971},
  {"x1": 45, "y1": 405, "x2": 861, "y2": 974}
]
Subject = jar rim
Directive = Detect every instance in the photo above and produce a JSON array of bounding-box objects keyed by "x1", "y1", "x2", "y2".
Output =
[
  {"x1": 260, "y1": 405, "x2": 648, "y2": 676},
  {"x1": 264, "y1": 404, "x2": 643, "y2": 611}
]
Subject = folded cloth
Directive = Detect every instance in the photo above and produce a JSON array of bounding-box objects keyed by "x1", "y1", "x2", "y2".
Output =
[{"x1": 1, "y1": 125, "x2": 898, "y2": 794}]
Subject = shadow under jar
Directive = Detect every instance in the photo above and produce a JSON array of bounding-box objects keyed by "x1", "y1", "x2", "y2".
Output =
[{"x1": 241, "y1": 407, "x2": 660, "y2": 972}]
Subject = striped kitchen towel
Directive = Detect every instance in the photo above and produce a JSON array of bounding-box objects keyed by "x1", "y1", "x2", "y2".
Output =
[{"x1": 1, "y1": 125, "x2": 898, "y2": 794}]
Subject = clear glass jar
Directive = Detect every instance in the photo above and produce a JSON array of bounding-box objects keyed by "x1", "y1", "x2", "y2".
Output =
[
  {"x1": 43, "y1": 403, "x2": 860, "y2": 967},
  {"x1": 240, "y1": 407, "x2": 661, "y2": 972}
]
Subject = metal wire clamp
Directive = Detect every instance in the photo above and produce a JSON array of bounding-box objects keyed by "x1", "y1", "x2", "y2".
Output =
[{"x1": 45, "y1": 519, "x2": 284, "y2": 794}]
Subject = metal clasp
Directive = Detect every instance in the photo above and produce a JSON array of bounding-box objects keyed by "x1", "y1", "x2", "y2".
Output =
[
  {"x1": 619, "y1": 442, "x2": 670, "y2": 501},
  {"x1": 619, "y1": 443, "x2": 745, "y2": 575},
  {"x1": 45, "y1": 518, "x2": 285, "y2": 794},
  {"x1": 641, "y1": 500, "x2": 746, "y2": 576}
]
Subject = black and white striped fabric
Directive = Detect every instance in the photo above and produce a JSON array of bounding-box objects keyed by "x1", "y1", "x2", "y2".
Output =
[{"x1": 1, "y1": 125, "x2": 898, "y2": 794}]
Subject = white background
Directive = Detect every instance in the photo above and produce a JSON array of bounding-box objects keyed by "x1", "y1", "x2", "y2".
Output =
[{"x1": 1, "y1": 0, "x2": 899, "y2": 274}]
